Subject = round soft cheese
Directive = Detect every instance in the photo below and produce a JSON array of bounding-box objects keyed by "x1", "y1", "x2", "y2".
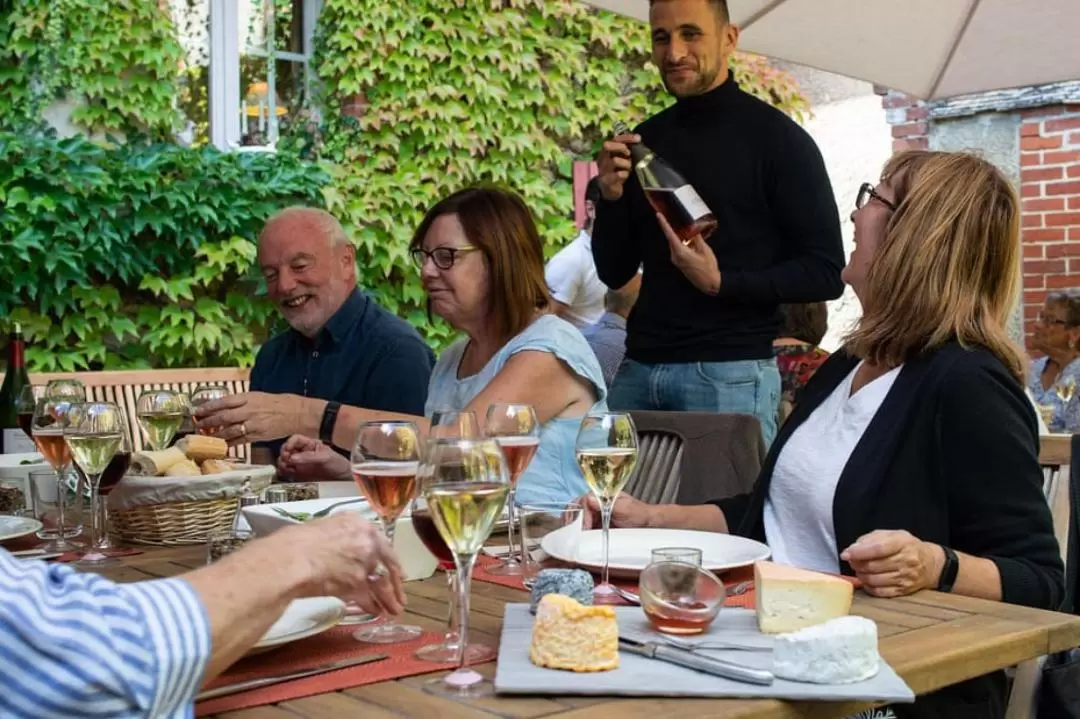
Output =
[{"x1": 773, "y1": 615, "x2": 880, "y2": 684}]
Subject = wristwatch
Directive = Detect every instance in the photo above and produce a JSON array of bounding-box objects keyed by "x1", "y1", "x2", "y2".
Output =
[
  {"x1": 319, "y1": 401, "x2": 341, "y2": 444},
  {"x1": 936, "y1": 545, "x2": 959, "y2": 593}
]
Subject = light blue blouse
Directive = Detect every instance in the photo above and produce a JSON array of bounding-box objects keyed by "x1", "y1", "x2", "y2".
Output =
[
  {"x1": 1027, "y1": 355, "x2": 1080, "y2": 432},
  {"x1": 424, "y1": 315, "x2": 607, "y2": 506}
]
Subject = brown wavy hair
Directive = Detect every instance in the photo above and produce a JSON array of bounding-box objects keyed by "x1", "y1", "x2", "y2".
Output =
[
  {"x1": 845, "y1": 151, "x2": 1025, "y2": 381},
  {"x1": 410, "y1": 186, "x2": 550, "y2": 343}
]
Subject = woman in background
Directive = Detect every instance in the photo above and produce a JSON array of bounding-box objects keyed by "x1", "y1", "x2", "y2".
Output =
[
  {"x1": 773, "y1": 301, "x2": 830, "y2": 421},
  {"x1": 1027, "y1": 290, "x2": 1080, "y2": 432}
]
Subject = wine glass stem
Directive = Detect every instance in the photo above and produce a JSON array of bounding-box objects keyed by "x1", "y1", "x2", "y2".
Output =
[
  {"x1": 600, "y1": 499, "x2": 614, "y2": 587},
  {"x1": 454, "y1": 553, "x2": 478, "y2": 670},
  {"x1": 88, "y1": 473, "x2": 104, "y2": 548},
  {"x1": 505, "y1": 487, "x2": 518, "y2": 564},
  {"x1": 96, "y1": 493, "x2": 110, "y2": 549},
  {"x1": 445, "y1": 569, "x2": 459, "y2": 640},
  {"x1": 54, "y1": 470, "x2": 68, "y2": 539}
]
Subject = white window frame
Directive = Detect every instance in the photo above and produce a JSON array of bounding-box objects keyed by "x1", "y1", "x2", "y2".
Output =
[{"x1": 208, "y1": 0, "x2": 323, "y2": 151}]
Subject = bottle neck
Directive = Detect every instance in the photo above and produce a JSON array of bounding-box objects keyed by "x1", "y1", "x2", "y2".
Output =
[
  {"x1": 628, "y1": 143, "x2": 653, "y2": 168},
  {"x1": 7, "y1": 334, "x2": 23, "y2": 370}
]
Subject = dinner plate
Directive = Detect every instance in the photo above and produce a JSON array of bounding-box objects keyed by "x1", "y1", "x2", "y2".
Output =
[
  {"x1": 542, "y1": 527, "x2": 771, "y2": 578},
  {"x1": 248, "y1": 596, "x2": 347, "y2": 656},
  {"x1": 0, "y1": 516, "x2": 44, "y2": 543}
]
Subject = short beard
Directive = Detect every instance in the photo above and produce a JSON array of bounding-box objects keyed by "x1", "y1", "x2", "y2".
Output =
[{"x1": 663, "y1": 65, "x2": 722, "y2": 98}]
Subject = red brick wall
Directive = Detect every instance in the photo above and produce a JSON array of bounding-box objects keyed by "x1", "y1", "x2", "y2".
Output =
[
  {"x1": 879, "y1": 90, "x2": 1080, "y2": 348},
  {"x1": 1019, "y1": 106, "x2": 1080, "y2": 342}
]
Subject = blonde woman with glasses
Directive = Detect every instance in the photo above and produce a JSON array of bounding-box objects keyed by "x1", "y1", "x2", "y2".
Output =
[{"x1": 582, "y1": 151, "x2": 1064, "y2": 719}]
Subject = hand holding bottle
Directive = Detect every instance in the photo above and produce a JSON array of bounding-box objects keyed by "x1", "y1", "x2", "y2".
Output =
[
  {"x1": 596, "y1": 132, "x2": 640, "y2": 202},
  {"x1": 658, "y1": 213, "x2": 722, "y2": 296}
]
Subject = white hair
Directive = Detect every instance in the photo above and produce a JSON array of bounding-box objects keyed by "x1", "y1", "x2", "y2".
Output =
[{"x1": 260, "y1": 206, "x2": 351, "y2": 249}]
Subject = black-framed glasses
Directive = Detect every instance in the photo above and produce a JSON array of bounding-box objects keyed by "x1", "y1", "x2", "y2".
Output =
[
  {"x1": 410, "y1": 245, "x2": 479, "y2": 270},
  {"x1": 856, "y1": 182, "x2": 897, "y2": 212}
]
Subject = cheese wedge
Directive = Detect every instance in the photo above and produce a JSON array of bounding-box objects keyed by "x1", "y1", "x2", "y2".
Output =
[
  {"x1": 754, "y1": 561, "x2": 853, "y2": 634},
  {"x1": 529, "y1": 594, "x2": 619, "y2": 672}
]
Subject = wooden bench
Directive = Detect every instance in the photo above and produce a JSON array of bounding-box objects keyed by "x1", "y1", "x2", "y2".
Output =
[{"x1": 9, "y1": 368, "x2": 252, "y2": 461}]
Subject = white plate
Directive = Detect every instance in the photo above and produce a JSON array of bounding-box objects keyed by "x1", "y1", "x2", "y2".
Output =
[
  {"x1": 542, "y1": 527, "x2": 771, "y2": 578},
  {"x1": 248, "y1": 596, "x2": 346, "y2": 656},
  {"x1": 0, "y1": 516, "x2": 44, "y2": 543}
]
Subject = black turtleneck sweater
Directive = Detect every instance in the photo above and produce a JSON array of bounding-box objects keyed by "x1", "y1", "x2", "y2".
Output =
[{"x1": 592, "y1": 75, "x2": 845, "y2": 364}]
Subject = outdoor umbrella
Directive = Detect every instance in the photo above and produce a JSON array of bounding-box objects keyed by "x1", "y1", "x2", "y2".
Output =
[{"x1": 583, "y1": 0, "x2": 1080, "y2": 100}]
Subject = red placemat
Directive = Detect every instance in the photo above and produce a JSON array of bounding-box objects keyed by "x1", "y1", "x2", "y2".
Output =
[
  {"x1": 195, "y1": 627, "x2": 471, "y2": 716},
  {"x1": 474, "y1": 555, "x2": 758, "y2": 608},
  {"x1": 1, "y1": 534, "x2": 143, "y2": 562}
]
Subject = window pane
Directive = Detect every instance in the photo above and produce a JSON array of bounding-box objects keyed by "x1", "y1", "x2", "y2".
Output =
[
  {"x1": 274, "y1": 0, "x2": 304, "y2": 56},
  {"x1": 171, "y1": 0, "x2": 211, "y2": 146},
  {"x1": 240, "y1": 0, "x2": 270, "y2": 54}
]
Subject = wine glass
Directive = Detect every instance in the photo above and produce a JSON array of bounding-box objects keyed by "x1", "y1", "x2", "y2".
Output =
[
  {"x1": 136, "y1": 389, "x2": 191, "y2": 450},
  {"x1": 483, "y1": 404, "x2": 540, "y2": 576},
  {"x1": 73, "y1": 408, "x2": 133, "y2": 552},
  {"x1": 1057, "y1": 376, "x2": 1077, "y2": 405},
  {"x1": 350, "y1": 421, "x2": 424, "y2": 644},
  {"x1": 30, "y1": 397, "x2": 81, "y2": 551},
  {"x1": 575, "y1": 412, "x2": 639, "y2": 603},
  {"x1": 64, "y1": 402, "x2": 125, "y2": 566},
  {"x1": 413, "y1": 411, "x2": 494, "y2": 663},
  {"x1": 422, "y1": 437, "x2": 510, "y2": 698},
  {"x1": 16, "y1": 384, "x2": 38, "y2": 440},
  {"x1": 44, "y1": 379, "x2": 86, "y2": 401},
  {"x1": 190, "y1": 385, "x2": 230, "y2": 436}
]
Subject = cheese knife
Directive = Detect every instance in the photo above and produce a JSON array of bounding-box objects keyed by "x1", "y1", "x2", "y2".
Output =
[
  {"x1": 195, "y1": 653, "x2": 389, "y2": 702},
  {"x1": 619, "y1": 637, "x2": 774, "y2": 685}
]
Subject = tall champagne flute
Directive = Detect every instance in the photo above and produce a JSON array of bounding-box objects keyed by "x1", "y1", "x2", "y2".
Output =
[
  {"x1": 136, "y1": 389, "x2": 191, "y2": 451},
  {"x1": 422, "y1": 438, "x2": 510, "y2": 698},
  {"x1": 31, "y1": 397, "x2": 80, "y2": 551},
  {"x1": 65, "y1": 403, "x2": 124, "y2": 566},
  {"x1": 350, "y1": 421, "x2": 424, "y2": 644},
  {"x1": 483, "y1": 403, "x2": 540, "y2": 576},
  {"x1": 575, "y1": 412, "x2": 639, "y2": 603}
]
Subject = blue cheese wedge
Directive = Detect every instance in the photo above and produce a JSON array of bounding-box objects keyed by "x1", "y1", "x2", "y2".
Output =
[
  {"x1": 529, "y1": 568, "x2": 594, "y2": 614},
  {"x1": 529, "y1": 594, "x2": 619, "y2": 672}
]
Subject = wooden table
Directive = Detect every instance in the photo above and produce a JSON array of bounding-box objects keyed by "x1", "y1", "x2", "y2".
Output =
[{"x1": 92, "y1": 546, "x2": 1080, "y2": 719}]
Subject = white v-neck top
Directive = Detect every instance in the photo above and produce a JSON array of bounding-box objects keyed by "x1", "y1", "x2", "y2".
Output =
[{"x1": 762, "y1": 362, "x2": 902, "y2": 573}]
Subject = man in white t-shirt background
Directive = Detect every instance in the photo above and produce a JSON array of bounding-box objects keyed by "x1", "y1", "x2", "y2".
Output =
[{"x1": 545, "y1": 177, "x2": 608, "y2": 329}]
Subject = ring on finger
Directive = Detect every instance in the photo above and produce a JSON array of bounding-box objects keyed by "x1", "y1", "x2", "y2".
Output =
[{"x1": 238, "y1": 422, "x2": 248, "y2": 437}]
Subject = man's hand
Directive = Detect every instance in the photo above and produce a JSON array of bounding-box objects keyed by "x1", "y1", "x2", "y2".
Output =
[
  {"x1": 840, "y1": 529, "x2": 945, "y2": 599},
  {"x1": 579, "y1": 492, "x2": 654, "y2": 529},
  {"x1": 194, "y1": 392, "x2": 313, "y2": 446},
  {"x1": 596, "y1": 132, "x2": 639, "y2": 202},
  {"x1": 657, "y1": 213, "x2": 721, "y2": 295},
  {"x1": 278, "y1": 434, "x2": 351, "y2": 481},
  {"x1": 269, "y1": 512, "x2": 406, "y2": 616}
]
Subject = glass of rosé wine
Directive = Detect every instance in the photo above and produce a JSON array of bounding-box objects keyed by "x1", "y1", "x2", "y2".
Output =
[{"x1": 482, "y1": 403, "x2": 539, "y2": 576}]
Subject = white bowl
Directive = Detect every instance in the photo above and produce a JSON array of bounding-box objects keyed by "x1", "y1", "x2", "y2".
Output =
[{"x1": 243, "y1": 498, "x2": 439, "y2": 582}]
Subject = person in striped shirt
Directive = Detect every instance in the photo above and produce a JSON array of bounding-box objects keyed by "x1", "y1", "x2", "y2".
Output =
[{"x1": 0, "y1": 512, "x2": 403, "y2": 717}]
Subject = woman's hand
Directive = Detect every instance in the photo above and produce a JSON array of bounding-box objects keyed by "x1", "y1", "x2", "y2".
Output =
[
  {"x1": 579, "y1": 492, "x2": 654, "y2": 529},
  {"x1": 841, "y1": 529, "x2": 945, "y2": 598},
  {"x1": 277, "y1": 434, "x2": 351, "y2": 482}
]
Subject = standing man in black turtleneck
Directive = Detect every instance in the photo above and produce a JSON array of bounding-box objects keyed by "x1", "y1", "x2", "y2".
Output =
[{"x1": 592, "y1": 0, "x2": 844, "y2": 446}]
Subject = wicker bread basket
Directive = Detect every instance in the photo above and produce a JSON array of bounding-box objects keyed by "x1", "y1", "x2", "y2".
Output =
[{"x1": 109, "y1": 465, "x2": 275, "y2": 546}]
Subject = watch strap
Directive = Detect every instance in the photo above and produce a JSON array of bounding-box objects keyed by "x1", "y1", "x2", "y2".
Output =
[
  {"x1": 936, "y1": 545, "x2": 959, "y2": 593},
  {"x1": 319, "y1": 401, "x2": 341, "y2": 444}
]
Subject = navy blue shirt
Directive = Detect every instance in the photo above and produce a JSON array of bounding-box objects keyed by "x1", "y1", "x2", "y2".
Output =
[{"x1": 250, "y1": 289, "x2": 435, "y2": 460}]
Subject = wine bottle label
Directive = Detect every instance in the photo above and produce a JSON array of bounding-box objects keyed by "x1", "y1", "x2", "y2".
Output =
[
  {"x1": 2, "y1": 428, "x2": 37, "y2": 455},
  {"x1": 674, "y1": 185, "x2": 712, "y2": 221}
]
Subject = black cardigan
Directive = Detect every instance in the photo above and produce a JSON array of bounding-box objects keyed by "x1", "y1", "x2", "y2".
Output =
[{"x1": 713, "y1": 342, "x2": 1065, "y2": 718}]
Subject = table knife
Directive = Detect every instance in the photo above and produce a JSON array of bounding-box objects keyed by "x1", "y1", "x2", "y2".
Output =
[
  {"x1": 619, "y1": 637, "x2": 774, "y2": 685},
  {"x1": 195, "y1": 653, "x2": 389, "y2": 702}
]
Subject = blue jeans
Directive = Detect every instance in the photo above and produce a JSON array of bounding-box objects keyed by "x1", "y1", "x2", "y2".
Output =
[{"x1": 608, "y1": 358, "x2": 781, "y2": 447}]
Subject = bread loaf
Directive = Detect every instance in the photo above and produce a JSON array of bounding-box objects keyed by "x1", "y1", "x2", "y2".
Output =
[
  {"x1": 129, "y1": 447, "x2": 187, "y2": 476},
  {"x1": 200, "y1": 459, "x2": 236, "y2": 475},
  {"x1": 177, "y1": 435, "x2": 228, "y2": 462},
  {"x1": 165, "y1": 459, "x2": 202, "y2": 477}
]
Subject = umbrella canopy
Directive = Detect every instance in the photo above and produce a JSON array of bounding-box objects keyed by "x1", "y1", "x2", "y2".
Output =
[{"x1": 583, "y1": 0, "x2": 1080, "y2": 100}]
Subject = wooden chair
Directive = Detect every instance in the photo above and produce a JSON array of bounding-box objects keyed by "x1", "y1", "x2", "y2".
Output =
[
  {"x1": 623, "y1": 411, "x2": 765, "y2": 507},
  {"x1": 1004, "y1": 433, "x2": 1073, "y2": 719},
  {"x1": 13, "y1": 368, "x2": 252, "y2": 461}
]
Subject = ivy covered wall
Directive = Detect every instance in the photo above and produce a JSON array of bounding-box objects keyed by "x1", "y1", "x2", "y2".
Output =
[{"x1": 0, "y1": 0, "x2": 808, "y2": 370}]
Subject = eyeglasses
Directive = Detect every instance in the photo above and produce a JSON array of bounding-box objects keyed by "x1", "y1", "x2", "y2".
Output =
[
  {"x1": 856, "y1": 182, "x2": 898, "y2": 212},
  {"x1": 409, "y1": 245, "x2": 479, "y2": 270},
  {"x1": 1038, "y1": 313, "x2": 1069, "y2": 327}
]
